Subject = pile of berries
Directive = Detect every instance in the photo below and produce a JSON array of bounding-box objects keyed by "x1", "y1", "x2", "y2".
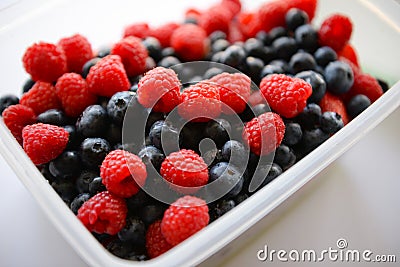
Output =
[{"x1": 0, "y1": 0, "x2": 389, "y2": 261}]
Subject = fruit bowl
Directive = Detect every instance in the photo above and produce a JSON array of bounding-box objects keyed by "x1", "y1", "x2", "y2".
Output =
[{"x1": 0, "y1": 0, "x2": 399, "y2": 266}]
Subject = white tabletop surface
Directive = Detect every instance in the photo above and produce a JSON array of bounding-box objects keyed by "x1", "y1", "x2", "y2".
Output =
[{"x1": 1, "y1": 0, "x2": 399, "y2": 266}]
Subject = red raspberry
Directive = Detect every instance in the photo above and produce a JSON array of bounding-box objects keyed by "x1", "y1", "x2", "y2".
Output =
[
  {"x1": 100, "y1": 150, "x2": 147, "y2": 198},
  {"x1": 137, "y1": 67, "x2": 181, "y2": 113},
  {"x1": 318, "y1": 14, "x2": 353, "y2": 52},
  {"x1": 58, "y1": 34, "x2": 93, "y2": 73},
  {"x1": 209, "y1": 72, "x2": 251, "y2": 114},
  {"x1": 178, "y1": 81, "x2": 221, "y2": 122},
  {"x1": 161, "y1": 196, "x2": 209, "y2": 246},
  {"x1": 346, "y1": 73, "x2": 383, "y2": 103},
  {"x1": 199, "y1": 8, "x2": 231, "y2": 35},
  {"x1": 260, "y1": 74, "x2": 312, "y2": 118},
  {"x1": 150, "y1": 22, "x2": 180, "y2": 48},
  {"x1": 2, "y1": 104, "x2": 36, "y2": 144},
  {"x1": 170, "y1": 24, "x2": 209, "y2": 61},
  {"x1": 20, "y1": 81, "x2": 61, "y2": 115},
  {"x1": 123, "y1": 22, "x2": 150, "y2": 39},
  {"x1": 22, "y1": 42, "x2": 67, "y2": 83},
  {"x1": 86, "y1": 55, "x2": 130, "y2": 97},
  {"x1": 242, "y1": 112, "x2": 285, "y2": 156},
  {"x1": 228, "y1": 20, "x2": 245, "y2": 43},
  {"x1": 222, "y1": 0, "x2": 242, "y2": 19},
  {"x1": 319, "y1": 92, "x2": 349, "y2": 124},
  {"x1": 77, "y1": 191, "x2": 127, "y2": 235},
  {"x1": 238, "y1": 12, "x2": 262, "y2": 39},
  {"x1": 146, "y1": 220, "x2": 173, "y2": 259},
  {"x1": 248, "y1": 90, "x2": 265, "y2": 107},
  {"x1": 185, "y1": 8, "x2": 202, "y2": 21},
  {"x1": 160, "y1": 149, "x2": 209, "y2": 189},
  {"x1": 287, "y1": 0, "x2": 318, "y2": 21},
  {"x1": 258, "y1": 0, "x2": 289, "y2": 33},
  {"x1": 111, "y1": 36, "x2": 148, "y2": 77},
  {"x1": 55, "y1": 73, "x2": 97, "y2": 117},
  {"x1": 337, "y1": 44, "x2": 360, "y2": 68},
  {"x1": 22, "y1": 123, "x2": 69, "y2": 165},
  {"x1": 339, "y1": 57, "x2": 361, "y2": 79}
]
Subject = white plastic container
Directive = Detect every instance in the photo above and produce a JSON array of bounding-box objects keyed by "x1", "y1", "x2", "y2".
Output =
[{"x1": 0, "y1": 0, "x2": 399, "y2": 266}]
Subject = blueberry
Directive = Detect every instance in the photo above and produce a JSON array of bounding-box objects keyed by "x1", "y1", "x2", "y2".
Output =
[
  {"x1": 76, "y1": 105, "x2": 109, "y2": 138},
  {"x1": 205, "y1": 119, "x2": 231, "y2": 148},
  {"x1": 106, "y1": 239, "x2": 136, "y2": 259},
  {"x1": 221, "y1": 45, "x2": 246, "y2": 67},
  {"x1": 289, "y1": 52, "x2": 317, "y2": 73},
  {"x1": 202, "y1": 148, "x2": 223, "y2": 166},
  {"x1": 63, "y1": 125, "x2": 80, "y2": 150},
  {"x1": 273, "y1": 37, "x2": 297, "y2": 61},
  {"x1": 320, "y1": 111, "x2": 344, "y2": 134},
  {"x1": 256, "y1": 31, "x2": 272, "y2": 46},
  {"x1": 203, "y1": 67, "x2": 224, "y2": 79},
  {"x1": 75, "y1": 170, "x2": 98, "y2": 194},
  {"x1": 314, "y1": 46, "x2": 337, "y2": 67},
  {"x1": 22, "y1": 78, "x2": 35, "y2": 93},
  {"x1": 209, "y1": 162, "x2": 244, "y2": 198},
  {"x1": 37, "y1": 109, "x2": 68, "y2": 126},
  {"x1": 149, "y1": 120, "x2": 181, "y2": 154},
  {"x1": 138, "y1": 145, "x2": 165, "y2": 171},
  {"x1": 80, "y1": 138, "x2": 110, "y2": 168},
  {"x1": 211, "y1": 39, "x2": 230, "y2": 53},
  {"x1": 325, "y1": 61, "x2": 354, "y2": 94},
  {"x1": 285, "y1": 8, "x2": 309, "y2": 32},
  {"x1": 377, "y1": 78, "x2": 389, "y2": 93},
  {"x1": 234, "y1": 193, "x2": 249, "y2": 204},
  {"x1": 300, "y1": 128, "x2": 330, "y2": 153},
  {"x1": 295, "y1": 70, "x2": 326, "y2": 103},
  {"x1": 269, "y1": 27, "x2": 288, "y2": 41},
  {"x1": 142, "y1": 37, "x2": 162, "y2": 62},
  {"x1": 145, "y1": 112, "x2": 165, "y2": 134},
  {"x1": 282, "y1": 122, "x2": 302, "y2": 146},
  {"x1": 274, "y1": 145, "x2": 296, "y2": 170},
  {"x1": 96, "y1": 47, "x2": 111, "y2": 58},
  {"x1": 296, "y1": 103, "x2": 322, "y2": 129},
  {"x1": 260, "y1": 163, "x2": 282, "y2": 187},
  {"x1": 161, "y1": 47, "x2": 176, "y2": 58},
  {"x1": 107, "y1": 91, "x2": 134, "y2": 125},
  {"x1": 51, "y1": 179, "x2": 78, "y2": 205},
  {"x1": 244, "y1": 56, "x2": 264, "y2": 83},
  {"x1": 211, "y1": 51, "x2": 225, "y2": 63},
  {"x1": 260, "y1": 64, "x2": 285, "y2": 79},
  {"x1": 41, "y1": 164, "x2": 57, "y2": 183},
  {"x1": 269, "y1": 59, "x2": 291, "y2": 74},
  {"x1": 209, "y1": 31, "x2": 227, "y2": 43},
  {"x1": 118, "y1": 217, "x2": 146, "y2": 245},
  {"x1": 82, "y1": 57, "x2": 100, "y2": 78},
  {"x1": 126, "y1": 190, "x2": 153, "y2": 211},
  {"x1": 243, "y1": 38, "x2": 266, "y2": 59},
  {"x1": 0, "y1": 94, "x2": 19, "y2": 114},
  {"x1": 294, "y1": 24, "x2": 318, "y2": 52},
  {"x1": 70, "y1": 193, "x2": 90, "y2": 214},
  {"x1": 184, "y1": 17, "x2": 198, "y2": 25},
  {"x1": 88, "y1": 177, "x2": 106, "y2": 196},
  {"x1": 179, "y1": 121, "x2": 205, "y2": 152},
  {"x1": 145, "y1": 57, "x2": 156, "y2": 71},
  {"x1": 252, "y1": 104, "x2": 270, "y2": 116},
  {"x1": 129, "y1": 84, "x2": 138, "y2": 93},
  {"x1": 158, "y1": 56, "x2": 181, "y2": 68},
  {"x1": 347, "y1": 94, "x2": 371, "y2": 118},
  {"x1": 49, "y1": 151, "x2": 81, "y2": 178},
  {"x1": 221, "y1": 140, "x2": 248, "y2": 169},
  {"x1": 139, "y1": 205, "x2": 165, "y2": 226},
  {"x1": 210, "y1": 199, "x2": 236, "y2": 222}
]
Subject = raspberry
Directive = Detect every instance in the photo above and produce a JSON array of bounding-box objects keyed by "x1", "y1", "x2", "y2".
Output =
[
  {"x1": 160, "y1": 149, "x2": 209, "y2": 189},
  {"x1": 346, "y1": 73, "x2": 383, "y2": 103},
  {"x1": 2, "y1": 104, "x2": 36, "y2": 144},
  {"x1": 161, "y1": 196, "x2": 209, "y2": 246},
  {"x1": 242, "y1": 112, "x2": 285, "y2": 156},
  {"x1": 20, "y1": 81, "x2": 61, "y2": 115},
  {"x1": 258, "y1": 0, "x2": 289, "y2": 33},
  {"x1": 318, "y1": 14, "x2": 353, "y2": 52},
  {"x1": 319, "y1": 92, "x2": 349, "y2": 124},
  {"x1": 150, "y1": 22, "x2": 179, "y2": 48},
  {"x1": 123, "y1": 22, "x2": 150, "y2": 39},
  {"x1": 228, "y1": 20, "x2": 245, "y2": 43},
  {"x1": 238, "y1": 12, "x2": 261, "y2": 39},
  {"x1": 55, "y1": 73, "x2": 97, "y2": 117},
  {"x1": 199, "y1": 8, "x2": 231, "y2": 35},
  {"x1": 22, "y1": 123, "x2": 69, "y2": 165},
  {"x1": 58, "y1": 34, "x2": 93, "y2": 73},
  {"x1": 22, "y1": 42, "x2": 67, "y2": 83},
  {"x1": 170, "y1": 24, "x2": 209, "y2": 61},
  {"x1": 178, "y1": 81, "x2": 221, "y2": 122},
  {"x1": 185, "y1": 8, "x2": 202, "y2": 21},
  {"x1": 287, "y1": 0, "x2": 318, "y2": 21},
  {"x1": 145, "y1": 220, "x2": 173, "y2": 259},
  {"x1": 209, "y1": 72, "x2": 251, "y2": 114},
  {"x1": 137, "y1": 67, "x2": 181, "y2": 113},
  {"x1": 77, "y1": 191, "x2": 127, "y2": 235},
  {"x1": 86, "y1": 55, "x2": 131, "y2": 97},
  {"x1": 111, "y1": 36, "x2": 148, "y2": 77},
  {"x1": 260, "y1": 74, "x2": 312, "y2": 118},
  {"x1": 100, "y1": 150, "x2": 147, "y2": 198},
  {"x1": 337, "y1": 44, "x2": 360, "y2": 68},
  {"x1": 222, "y1": 0, "x2": 242, "y2": 19}
]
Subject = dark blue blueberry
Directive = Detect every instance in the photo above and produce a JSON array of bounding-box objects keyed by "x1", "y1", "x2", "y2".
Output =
[
  {"x1": 51, "y1": 179, "x2": 77, "y2": 205},
  {"x1": 202, "y1": 148, "x2": 223, "y2": 166},
  {"x1": 82, "y1": 57, "x2": 100, "y2": 78},
  {"x1": 158, "y1": 56, "x2": 181, "y2": 68},
  {"x1": 377, "y1": 78, "x2": 389, "y2": 93},
  {"x1": 138, "y1": 145, "x2": 165, "y2": 171},
  {"x1": 325, "y1": 61, "x2": 354, "y2": 94},
  {"x1": 252, "y1": 104, "x2": 270, "y2": 117},
  {"x1": 272, "y1": 37, "x2": 298, "y2": 61},
  {"x1": 285, "y1": 8, "x2": 309, "y2": 32},
  {"x1": 300, "y1": 128, "x2": 330, "y2": 153},
  {"x1": 139, "y1": 205, "x2": 165, "y2": 226},
  {"x1": 106, "y1": 123, "x2": 122, "y2": 145},
  {"x1": 126, "y1": 190, "x2": 153, "y2": 211},
  {"x1": 260, "y1": 64, "x2": 285, "y2": 79},
  {"x1": 296, "y1": 103, "x2": 322, "y2": 129},
  {"x1": 289, "y1": 52, "x2": 317, "y2": 73},
  {"x1": 221, "y1": 140, "x2": 248, "y2": 169},
  {"x1": 106, "y1": 239, "x2": 136, "y2": 259},
  {"x1": 260, "y1": 163, "x2": 282, "y2": 187},
  {"x1": 145, "y1": 112, "x2": 165, "y2": 135},
  {"x1": 149, "y1": 120, "x2": 181, "y2": 154},
  {"x1": 49, "y1": 150, "x2": 81, "y2": 178},
  {"x1": 244, "y1": 38, "x2": 266, "y2": 59},
  {"x1": 244, "y1": 56, "x2": 264, "y2": 83},
  {"x1": 210, "y1": 199, "x2": 236, "y2": 222},
  {"x1": 180, "y1": 121, "x2": 206, "y2": 152},
  {"x1": 205, "y1": 119, "x2": 231, "y2": 148},
  {"x1": 88, "y1": 177, "x2": 106, "y2": 196},
  {"x1": 282, "y1": 122, "x2": 302, "y2": 146},
  {"x1": 314, "y1": 46, "x2": 337, "y2": 67},
  {"x1": 40, "y1": 164, "x2": 57, "y2": 183},
  {"x1": 76, "y1": 105, "x2": 109, "y2": 138},
  {"x1": 269, "y1": 59, "x2": 291, "y2": 74},
  {"x1": 37, "y1": 109, "x2": 68, "y2": 126},
  {"x1": 269, "y1": 27, "x2": 288, "y2": 41},
  {"x1": 70, "y1": 193, "x2": 90, "y2": 214},
  {"x1": 234, "y1": 193, "x2": 249, "y2": 204},
  {"x1": 203, "y1": 67, "x2": 224, "y2": 79},
  {"x1": 347, "y1": 94, "x2": 371, "y2": 118},
  {"x1": 221, "y1": 45, "x2": 246, "y2": 67},
  {"x1": 211, "y1": 39, "x2": 230, "y2": 53},
  {"x1": 295, "y1": 70, "x2": 326, "y2": 103},
  {"x1": 107, "y1": 91, "x2": 134, "y2": 125},
  {"x1": 294, "y1": 24, "x2": 318, "y2": 52},
  {"x1": 211, "y1": 51, "x2": 225, "y2": 63},
  {"x1": 0, "y1": 94, "x2": 19, "y2": 114},
  {"x1": 320, "y1": 111, "x2": 344, "y2": 134},
  {"x1": 80, "y1": 138, "x2": 110, "y2": 169},
  {"x1": 22, "y1": 78, "x2": 35, "y2": 93},
  {"x1": 256, "y1": 31, "x2": 272, "y2": 46},
  {"x1": 142, "y1": 37, "x2": 162, "y2": 62},
  {"x1": 209, "y1": 162, "x2": 244, "y2": 198},
  {"x1": 161, "y1": 47, "x2": 176, "y2": 58},
  {"x1": 129, "y1": 84, "x2": 138, "y2": 93},
  {"x1": 75, "y1": 170, "x2": 98, "y2": 194},
  {"x1": 96, "y1": 47, "x2": 111, "y2": 58},
  {"x1": 118, "y1": 217, "x2": 146, "y2": 245},
  {"x1": 274, "y1": 145, "x2": 296, "y2": 170},
  {"x1": 63, "y1": 125, "x2": 80, "y2": 150},
  {"x1": 209, "y1": 31, "x2": 227, "y2": 43},
  {"x1": 184, "y1": 17, "x2": 198, "y2": 25}
]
